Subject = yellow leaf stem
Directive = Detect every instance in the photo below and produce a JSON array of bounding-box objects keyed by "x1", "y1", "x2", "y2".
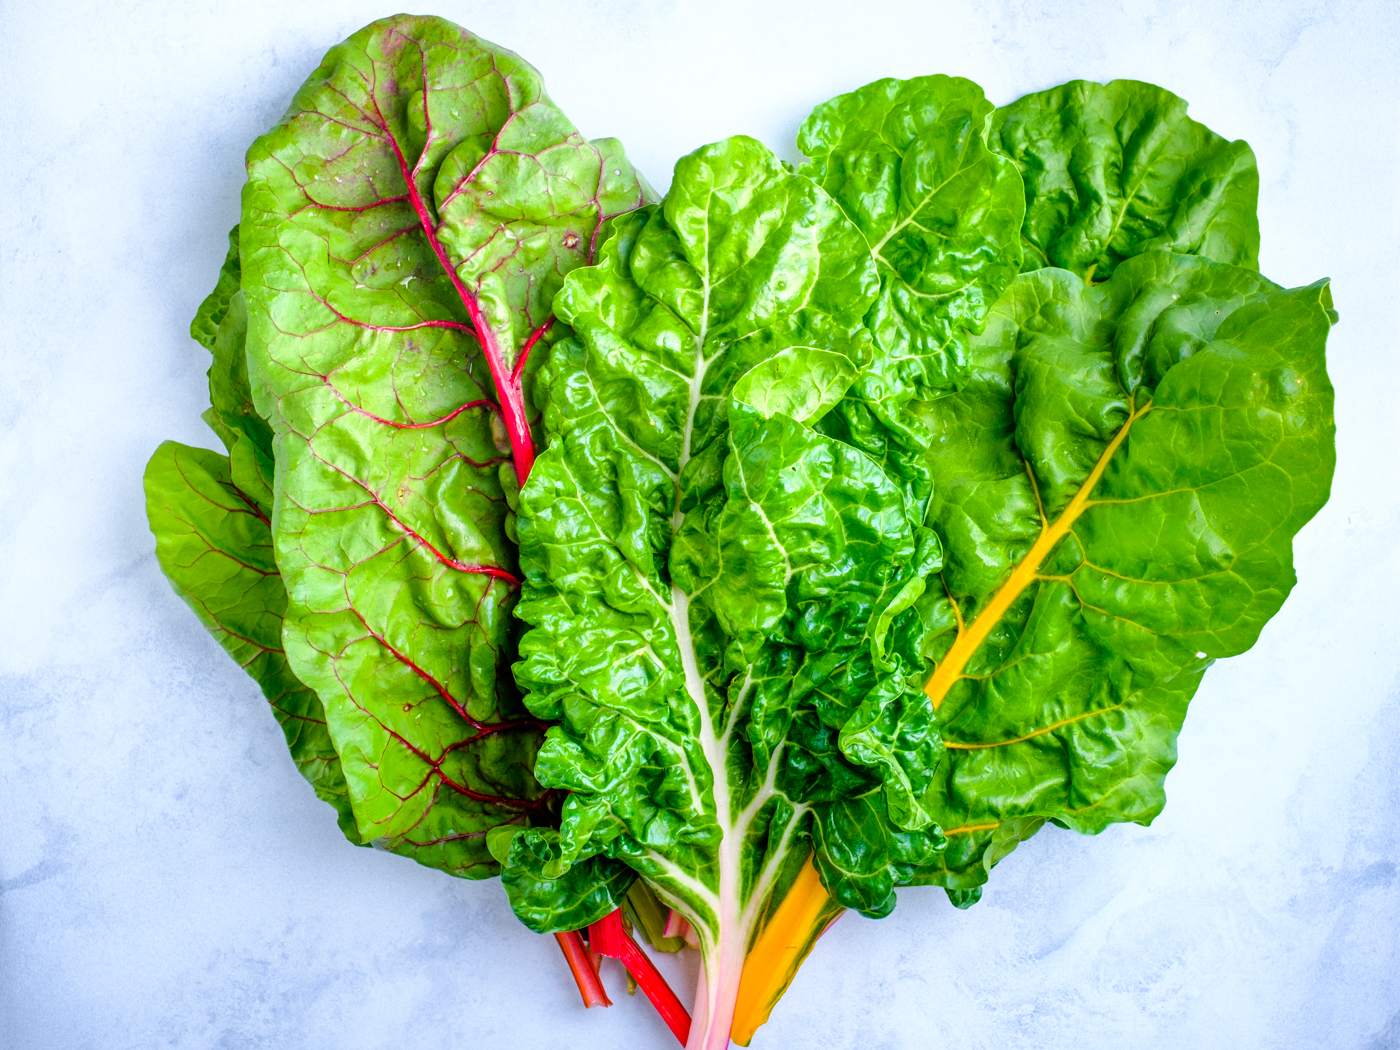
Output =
[{"x1": 730, "y1": 855, "x2": 844, "y2": 1045}]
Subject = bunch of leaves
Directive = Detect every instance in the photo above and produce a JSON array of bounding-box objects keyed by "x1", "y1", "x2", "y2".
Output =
[
  {"x1": 146, "y1": 19, "x2": 1336, "y2": 1050},
  {"x1": 493, "y1": 74, "x2": 1333, "y2": 1049}
]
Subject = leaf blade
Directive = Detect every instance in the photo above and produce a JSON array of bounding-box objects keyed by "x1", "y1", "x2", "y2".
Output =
[
  {"x1": 992, "y1": 80, "x2": 1261, "y2": 279},
  {"x1": 238, "y1": 14, "x2": 650, "y2": 876},
  {"x1": 909, "y1": 252, "x2": 1335, "y2": 891}
]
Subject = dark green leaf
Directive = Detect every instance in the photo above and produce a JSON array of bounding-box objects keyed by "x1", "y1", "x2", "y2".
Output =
[
  {"x1": 494, "y1": 829, "x2": 635, "y2": 933},
  {"x1": 506, "y1": 136, "x2": 936, "y2": 1043},
  {"x1": 799, "y1": 76, "x2": 1026, "y2": 509},
  {"x1": 800, "y1": 75, "x2": 1025, "y2": 401},
  {"x1": 992, "y1": 80, "x2": 1260, "y2": 280},
  {"x1": 906, "y1": 251, "x2": 1334, "y2": 891}
]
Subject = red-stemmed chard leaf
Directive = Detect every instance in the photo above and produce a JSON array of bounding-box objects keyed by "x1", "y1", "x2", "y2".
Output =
[
  {"x1": 238, "y1": 14, "x2": 650, "y2": 876},
  {"x1": 146, "y1": 232, "x2": 361, "y2": 843}
]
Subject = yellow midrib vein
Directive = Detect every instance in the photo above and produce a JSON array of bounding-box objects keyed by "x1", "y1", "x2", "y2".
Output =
[
  {"x1": 943, "y1": 701, "x2": 1127, "y2": 750},
  {"x1": 924, "y1": 399, "x2": 1153, "y2": 710}
]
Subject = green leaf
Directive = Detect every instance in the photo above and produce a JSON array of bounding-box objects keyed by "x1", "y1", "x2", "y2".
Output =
[
  {"x1": 238, "y1": 14, "x2": 649, "y2": 877},
  {"x1": 498, "y1": 834, "x2": 636, "y2": 933},
  {"x1": 906, "y1": 251, "x2": 1335, "y2": 891},
  {"x1": 799, "y1": 75, "x2": 1025, "y2": 401},
  {"x1": 144, "y1": 441, "x2": 360, "y2": 843},
  {"x1": 150, "y1": 233, "x2": 360, "y2": 842},
  {"x1": 189, "y1": 226, "x2": 243, "y2": 353},
  {"x1": 992, "y1": 80, "x2": 1260, "y2": 280},
  {"x1": 506, "y1": 135, "x2": 938, "y2": 1044},
  {"x1": 798, "y1": 75, "x2": 1025, "y2": 513},
  {"x1": 809, "y1": 791, "x2": 945, "y2": 917},
  {"x1": 732, "y1": 346, "x2": 857, "y2": 424}
]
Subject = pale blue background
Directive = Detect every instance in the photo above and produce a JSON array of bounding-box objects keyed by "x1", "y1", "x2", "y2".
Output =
[{"x1": 2, "y1": 1, "x2": 1397, "y2": 1047}]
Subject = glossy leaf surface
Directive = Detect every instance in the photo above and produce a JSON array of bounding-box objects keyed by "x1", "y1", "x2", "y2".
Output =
[
  {"x1": 799, "y1": 76, "x2": 1024, "y2": 404},
  {"x1": 504, "y1": 137, "x2": 943, "y2": 1048},
  {"x1": 906, "y1": 251, "x2": 1334, "y2": 891},
  {"x1": 239, "y1": 14, "x2": 648, "y2": 876},
  {"x1": 992, "y1": 80, "x2": 1260, "y2": 280}
]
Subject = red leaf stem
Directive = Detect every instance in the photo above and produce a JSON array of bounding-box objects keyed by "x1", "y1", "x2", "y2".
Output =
[
  {"x1": 589, "y1": 909, "x2": 692, "y2": 1045},
  {"x1": 553, "y1": 931, "x2": 612, "y2": 1009}
]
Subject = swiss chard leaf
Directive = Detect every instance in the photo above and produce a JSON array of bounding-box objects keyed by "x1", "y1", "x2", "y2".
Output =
[
  {"x1": 145, "y1": 237, "x2": 358, "y2": 841},
  {"x1": 798, "y1": 76, "x2": 1025, "y2": 507},
  {"x1": 906, "y1": 251, "x2": 1334, "y2": 892},
  {"x1": 145, "y1": 442, "x2": 360, "y2": 842},
  {"x1": 992, "y1": 80, "x2": 1260, "y2": 280},
  {"x1": 238, "y1": 14, "x2": 649, "y2": 876},
  {"x1": 502, "y1": 137, "x2": 945, "y2": 1045},
  {"x1": 799, "y1": 75, "x2": 1025, "y2": 402}
]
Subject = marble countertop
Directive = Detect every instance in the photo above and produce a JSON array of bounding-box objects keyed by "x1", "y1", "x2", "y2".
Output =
[{"x1": 3, "y1": 1, "x2": 1397, "y2": 1047}]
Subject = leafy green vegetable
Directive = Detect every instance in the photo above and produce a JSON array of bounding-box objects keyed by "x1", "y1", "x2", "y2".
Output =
[
  {"x1": 905, "y1": 250, "x2": 1335, "y2": 894},
  {"x1": 797, "y1": 76, "x2": 1024, "y2": 505},
  {"x1": 991, "y1": 80, "x2": 1261, "y2": 279},
  {"x1": 799, "y1": 75, "x2": 1025, "y2": 404},
  {"x1": 500, "y1": 136, "x2": 945, "y2": 1048},
  {"x1": 144, "y1": 233, "x2": 358, "y2": 841},
  {"x1": 234, "y1": 13, "x2": 650, "y2": 876},
  {"x1": 146, "y1": 27, "x2": 1339, "y2": 1047}
]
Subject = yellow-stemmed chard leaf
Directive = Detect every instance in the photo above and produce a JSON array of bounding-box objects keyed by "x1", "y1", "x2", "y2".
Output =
[{"x1": 909, "y1": 251, "x2": 1335, "y2": 897}]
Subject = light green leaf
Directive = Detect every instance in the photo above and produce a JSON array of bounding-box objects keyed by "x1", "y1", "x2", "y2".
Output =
[
  {"x1": 733, "y1": 346, "x2": 857, "y2": 423},
  {"x1": 144, "y1": 440, "x2": 359, "y2": 842},
  {"x1": 238, "y1": 14, "x2": 649, "y2": 876},
  {"x1": 148, "y1": 232, "x2": 361, "y2": 842},
  {"x1": 189, "y1": 226, "x2": 243, "y2": 353}
]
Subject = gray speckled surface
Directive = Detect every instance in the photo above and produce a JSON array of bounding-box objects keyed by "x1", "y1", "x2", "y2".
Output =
[{"x1": 2, "y1": 2, "x2": 1397, "y2": 1047}]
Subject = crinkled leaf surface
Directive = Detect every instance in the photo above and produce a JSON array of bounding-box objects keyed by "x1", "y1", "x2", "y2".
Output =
[
  {"x1": 503, "y1": 137, "x2": 944, "y2": 1045},
  {"x1": 144, "y1": 239, "x2": 358, "y2": 841},
  {"x1": 904, "y1": 251, "x2": 1334, "y2": 893},
  {"x1": 239, "y1": 14, "x2": 648, "y2": 876},
  {"x1": 992, "y1": 80, "x2": 1260, "y2": 279},
  {"x1": 799, "y1": 76, "x2": 1025, "y2": 409}
]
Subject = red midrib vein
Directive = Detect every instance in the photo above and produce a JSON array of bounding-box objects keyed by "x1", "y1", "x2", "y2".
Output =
[
  {"x1": 305, "y1": 454, "x2": 521, "y2": 586},
  {"x1": 379, "y1": 111, "x2": 537, "y2": 482},
  {"x1": 339, "y1": 611, "x2": 545, "y2": 810},
  {"x1": 348, "y1": 607, "x2": 540, "y2": 736}
]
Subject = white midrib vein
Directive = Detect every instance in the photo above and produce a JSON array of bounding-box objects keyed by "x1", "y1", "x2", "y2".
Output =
[
  {"x1": 661, "y1": 232, "x2": 811, "y2": 1048},
  {"x1": 661, "y1": 246, "x2": 749, "y2": 1045}
]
